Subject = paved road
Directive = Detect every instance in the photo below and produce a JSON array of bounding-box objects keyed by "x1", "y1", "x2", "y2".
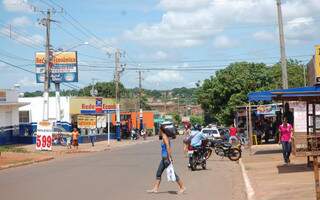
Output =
[{"x1": 0, "y1": 137, "x2": 246, "y2": 200}]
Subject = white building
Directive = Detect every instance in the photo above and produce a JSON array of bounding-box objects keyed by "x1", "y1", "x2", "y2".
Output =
[
  {"x1": 19, "y1": 96, "x2": 71, "y2": 124},
  {"x1": 0, "y1": 89, "x2": 28, "y2": 145}
]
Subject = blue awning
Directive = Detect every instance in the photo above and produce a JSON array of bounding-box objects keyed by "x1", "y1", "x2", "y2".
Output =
[{"x1": 248, "y1": 86, "x2": 320, "y2": 102}]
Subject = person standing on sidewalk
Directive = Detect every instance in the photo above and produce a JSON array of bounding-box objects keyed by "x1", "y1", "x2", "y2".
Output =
[
  {"x1": 72, "y1": 128, "x2": 79, "y2": 150},
  {"x1": 278, "y1": 117, "x2": 293, "y2": 164},
  {"x1": 229, "y1": 124, "x2": 238, "y2": 144},
  {"x1": 147, "y1": 122, "x2": 186, "y2": 194},
  {"x1": 88, "y1": 128, "x2": 96, "y2": 147}
]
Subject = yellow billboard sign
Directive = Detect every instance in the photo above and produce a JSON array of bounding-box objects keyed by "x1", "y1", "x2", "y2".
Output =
[
  {"x1": 70, "y1": 97, "x2": 116, "y2": 115},
  {"x1": 35, "y1": 51, "x2": 78, "y2": 83},
  {"x1": 315, "y1": 45, "x2": 320, "y2": 83},
  {"x1": 77, "y1": 115, "x2": 97, "y2": 129}
]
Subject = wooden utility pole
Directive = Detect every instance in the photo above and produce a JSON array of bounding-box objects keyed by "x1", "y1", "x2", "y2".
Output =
[
  {"x1": 115, "y1": 49, "x2": 121, "y2": 102},
  {"x1": 276, "y1": 0, "x2": 288, "y2": 89},
  {"x1": 114, "y1": 49, "x2": 121, "y2": 141},
  {"x1": 42, "y1": 9, "x2": 52, "y2": 121},
  {"x1": 139, "y1": 70, "x2": 142, "y2": 109}
]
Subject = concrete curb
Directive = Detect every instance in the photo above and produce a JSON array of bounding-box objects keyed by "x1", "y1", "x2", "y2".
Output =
[
  {"x1": 239, "y1": 158, "x2": 255, "y2": 200},
  {"x1": 0, "y1": 156, "x2": 54, "y2": 171}
]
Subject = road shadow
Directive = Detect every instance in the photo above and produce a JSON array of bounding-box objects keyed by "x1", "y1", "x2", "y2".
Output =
[
  {"x1": 277, "y1": 163, "x2": 312, "y2": 174},
  {"x1": 254, "y1": 149, "x2": 282, "y2": 155},
  {"x1": 156, "y1": 191, "x2": 178, "y2": 195}
]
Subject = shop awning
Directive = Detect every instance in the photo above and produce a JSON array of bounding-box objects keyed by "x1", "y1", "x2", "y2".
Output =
[{"x1": 248, "y1": 86, "x2": 320, "y2": 102}]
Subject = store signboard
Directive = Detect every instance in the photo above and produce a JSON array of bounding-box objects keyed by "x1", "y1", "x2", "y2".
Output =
[
  {"x1": 315, "y1": 45, "x2": 320, "y2": 84},
  {"x1": 256, "y1": 104, "x2": 278, "y2": 115},
  {"x1": 96, "y1": 98, "x2": 103, "y2": 113},
  {"x1": 36, "y1": 120, "x2": 53, "y2": 151},
  {"x1": 70, "y1": 97, "x2": 116, "y2": 115},
  {"x1": 35, "y1": 51, "x2": 78, "y2": 83},
  {"x1": 77, "y1": 115, "x2": 96, "y2": 129},
  {"x1": 0, "y1": 90, "x2": 6, "y2": 102}
]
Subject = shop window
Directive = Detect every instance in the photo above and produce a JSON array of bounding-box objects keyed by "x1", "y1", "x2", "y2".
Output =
[{"x1": 19, "y1": 111, "x2": 30, "y2": 123}]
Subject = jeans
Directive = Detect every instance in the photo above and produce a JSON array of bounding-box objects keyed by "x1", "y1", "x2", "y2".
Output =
[
  {"x1": 281, "y1": 141, "x2": 291, "y2": 162},
  {"x1": 89, "y1": 135, "x2": 95, "y2": 146},
  {"x1": 156, "y1": 158, "x2": 180, "y2": 181}
]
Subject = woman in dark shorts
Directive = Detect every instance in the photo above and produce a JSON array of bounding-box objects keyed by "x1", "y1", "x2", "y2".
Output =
[{"x1": 147, "y1": 122, "x2": 186, "y2": 194}]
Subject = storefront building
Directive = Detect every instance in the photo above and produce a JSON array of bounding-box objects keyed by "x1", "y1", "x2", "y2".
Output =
[{"x1": 0, "y1": 89, "x2": 28, "y2": 145}]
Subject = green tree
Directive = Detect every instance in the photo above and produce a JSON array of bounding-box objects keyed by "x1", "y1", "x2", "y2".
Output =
[
  {"x1": 190, "y1": 115, "x2": 204, "y2": 126},
  {"x1": 171, "y1": 112, "x2": 182, "y2": 125},
  {"x1": 78, "y1": 81, "x2": 127, "y2": 98},
  {"x1": 196, "y1": 60, "x2": 305, "y2": 126}
]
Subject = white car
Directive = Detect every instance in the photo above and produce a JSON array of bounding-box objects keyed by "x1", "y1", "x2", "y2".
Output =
[{"x1": 201, "y1": 127, "x2": 221, "y2": 139}]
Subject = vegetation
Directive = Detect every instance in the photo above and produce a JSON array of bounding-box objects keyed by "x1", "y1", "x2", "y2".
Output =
[
  {"x1": 196, "y1": 59, "x2": 306, "y2": 125},
  {"x1": 0, "y1": 146, "x2": 28, "y2": 153},
  {"x1": 190, "y1": 115, "x2": 204, "y2": 126}
]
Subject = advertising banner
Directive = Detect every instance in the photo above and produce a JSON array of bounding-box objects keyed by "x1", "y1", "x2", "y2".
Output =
[
  {"x1": 36, "y1": 120, "x2": 53, "y2": 151},
  {"x1": 96, "y1": 115, "x2": 107, "y2": 128},
  {"x1": 70, "y1": 97, "x2": 116, "y2": 115},
  {"x1": 35, "y1": 51, "x2": 78, "y2": 83},
  {"x1": 256, "y1": 104, "x2": 278, "y2": 115},
  {"x1": 0, "y1": 90, "x2": 6, "y2": 102},
  {"x1": 77, "y1": 115, "x2": 97, "y2": 129},
  {"x1": 315, "y1": 45, "x2": 320, "y2": 84}
]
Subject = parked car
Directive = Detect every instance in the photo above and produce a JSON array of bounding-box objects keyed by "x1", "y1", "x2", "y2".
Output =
[{"x1": 201, "y1": 127, "x2": 220, "y2": 138}]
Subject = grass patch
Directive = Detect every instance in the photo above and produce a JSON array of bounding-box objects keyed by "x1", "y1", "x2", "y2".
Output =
[{"x1": 0, "y1": 145, "x2": 29, "y2": 153}]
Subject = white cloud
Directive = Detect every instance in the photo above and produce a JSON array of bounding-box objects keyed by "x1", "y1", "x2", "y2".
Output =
[
  {"x1": 153, "y1": 50, "x2": 168, "y2": 60},
  {"x1": 11, "y1": 16, "x2": 31, "y2": 27},
  {"x1": 3, "y1": 0, "x2": 33, "y2": 12},
  {"x1": 213, "y1": 35, "x2": 237, "y2": 49},
  {"x1": 145, "y1": 70, "x2": 183, "y2": 83},
  {"x1": 253, "y1": 31, "x2": 276, "y2": 42},
  {"x1": 158, "y1": 0, "x2": 211, "y2": 11},
  {"x1": 285, "y1": 17, "x2": 318, "y2": 43},
  {"x1": 124, "y1": 0, "x2": 320, "y2": 48}
]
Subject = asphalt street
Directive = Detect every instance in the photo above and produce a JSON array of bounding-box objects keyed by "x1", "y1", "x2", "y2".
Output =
[{"x1": 0, "y1": 137, "x2": 246, "y2": 200}]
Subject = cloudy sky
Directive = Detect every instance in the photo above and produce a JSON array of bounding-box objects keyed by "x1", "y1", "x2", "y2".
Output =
[{"x1": 0, "y1": 0, "x2": 320, "y2": 91}]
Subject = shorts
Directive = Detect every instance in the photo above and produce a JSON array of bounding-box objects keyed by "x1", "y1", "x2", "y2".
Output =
[{"x1": 73, "y1": 139, "x2": 78, "y2": 146}]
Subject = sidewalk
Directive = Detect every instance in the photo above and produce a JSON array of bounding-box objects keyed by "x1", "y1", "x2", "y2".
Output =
[
  {"x1": 24, "y1": 137, "x2": 157, "y2": 155},
  {"x1": 0, "y1": 137, "x2": 157, "y2": 170},
  {"x1": 241, "y1": 144, "x2": 315, "y2": 200}
]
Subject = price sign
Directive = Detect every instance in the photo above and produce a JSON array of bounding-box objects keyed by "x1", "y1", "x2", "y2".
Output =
[{"x1": 36, "y1": 121, "x2": 53, "y2": 151}]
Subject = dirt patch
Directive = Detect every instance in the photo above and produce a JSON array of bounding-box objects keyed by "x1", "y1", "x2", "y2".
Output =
[{"x1": 0, "y1": 152, "x2": 52, "y2": 168}]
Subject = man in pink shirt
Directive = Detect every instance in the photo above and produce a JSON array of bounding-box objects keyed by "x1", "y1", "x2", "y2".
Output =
[{"x1": 278, "y1": 117, "x2": 294, "y2": 164}]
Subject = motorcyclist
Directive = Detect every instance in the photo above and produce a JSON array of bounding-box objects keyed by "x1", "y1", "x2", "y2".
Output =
[
  {"x1": 190, "y1": 125, "x2": 206, "y2": 148},
  {"x1": 188, "y1": 125, "x2": 207, "y2": 167}
]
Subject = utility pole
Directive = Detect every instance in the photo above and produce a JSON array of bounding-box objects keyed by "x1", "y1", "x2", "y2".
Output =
[
  {"x1": 42, "y1": 9, "x2": 52, "y2": 121},
  {"x1": 276, "y1": 0, "x2": 288, "y2": 89},
  {"x1": 303, "y1": 65, "x2": 307, "y2": 86},
  {"x1": 114, "y1": 49, "x2": 121, "y2": 141},
  {"x1": 138, "y1": 70, "x2": 142, "y2": 109},
  {"x1": 138, "y1": 70, "x2": 143, "y2": 131}
]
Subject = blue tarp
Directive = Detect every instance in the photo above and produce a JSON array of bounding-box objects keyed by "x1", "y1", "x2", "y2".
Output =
[{"x1": 248, "y1": 86, "x2": 320, "y2": 102}]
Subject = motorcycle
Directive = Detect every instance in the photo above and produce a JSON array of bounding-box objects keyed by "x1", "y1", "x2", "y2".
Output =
[
  {"x1": 131, "y1": 129, "x2": 139, "y2": 140},
  {"x1": 206, "y1": 138, "x2": 241, "y2": 161},
  {"x1": 187, "y1": 139, "x2": 211, "y2": 171}
]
